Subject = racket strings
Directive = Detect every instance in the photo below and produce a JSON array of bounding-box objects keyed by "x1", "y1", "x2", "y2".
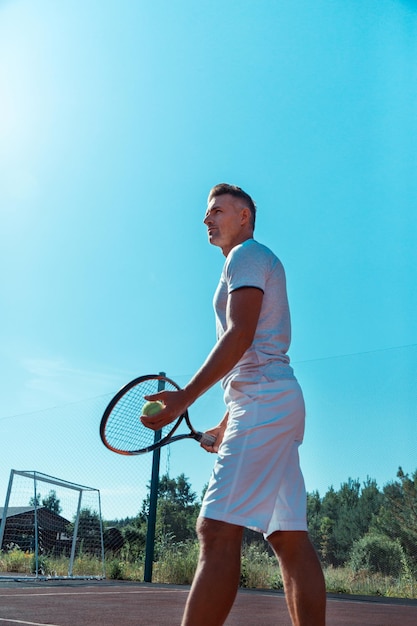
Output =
[{"x1": 103, "y1": 378, "x2": 177, "y2": 453}]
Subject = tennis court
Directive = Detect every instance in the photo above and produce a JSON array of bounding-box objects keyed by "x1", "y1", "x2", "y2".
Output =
[{"x1": 0, "y1": 579, "x2": 416, "y2": 625}]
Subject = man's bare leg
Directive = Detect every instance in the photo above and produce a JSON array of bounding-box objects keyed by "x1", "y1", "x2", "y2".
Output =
[
  {"x1": 268, "y1": 530, "x2": 326, "y2": 626},
  {"x1": 181, "y1": 517, "x2": 243, "y2": 626}
]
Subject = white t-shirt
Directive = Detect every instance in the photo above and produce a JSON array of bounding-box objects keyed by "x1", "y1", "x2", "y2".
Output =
[{"x1": 213, "y1": 238, "x2": 295, "y2": 387}]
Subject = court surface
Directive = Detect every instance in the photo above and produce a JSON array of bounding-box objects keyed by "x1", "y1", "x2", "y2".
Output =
[{"x1": 0, "y1": 579, "x2": 416, "y2": 625}]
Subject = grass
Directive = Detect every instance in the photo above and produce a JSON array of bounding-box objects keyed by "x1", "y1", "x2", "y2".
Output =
[
  {"x1": 324, "y1": 566, "x2": 417, "y2": 599},
  {"x1": 0, "y1": 547, "x2": 105, "y2": 578},
  {"x1": 1, "y1": 544, "x2": 416, "y2": 599}
]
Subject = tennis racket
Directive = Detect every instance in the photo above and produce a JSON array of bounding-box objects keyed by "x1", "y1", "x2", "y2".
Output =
[{"x1": 100, "y1": 373, "x2": 216, "y2": 455}]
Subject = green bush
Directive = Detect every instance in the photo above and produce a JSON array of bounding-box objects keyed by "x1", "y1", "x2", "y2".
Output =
[
  {"x1": 240, "y1": 542, "x2": 282, "y2": 590},
  {"x1": 107, "y1": 559, "x2": 125, "y2": 580},
  {"x1": 153, "y1": 539, "x2": 199, "y2": 585},
  {"x1": 349, "y1": 533, "x2": 405, "y2": 577},
  {"x1": 2, "y1": 547, "x2": 31, "y2": 573},
  {"x1": 30, "y1": 554, "x2": 52, "y2": 576}
]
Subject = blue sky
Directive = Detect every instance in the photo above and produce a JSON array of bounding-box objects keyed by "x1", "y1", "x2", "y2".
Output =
[{"x1": 1, "y1": 0, "x2": 416, "y2": 520}]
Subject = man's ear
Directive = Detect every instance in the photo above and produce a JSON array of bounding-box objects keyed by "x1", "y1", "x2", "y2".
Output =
[{"x1": 240, "y1": 207, "x2": 251, "y2": 226}]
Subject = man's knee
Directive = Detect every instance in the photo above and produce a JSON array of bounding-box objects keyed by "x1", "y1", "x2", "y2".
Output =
[
  {"x1": 267, "y1": 530, "x2": 312, "y2": 558},
  {"x1": 196, "y1": 517, "x2": 243, "y2": 549}
]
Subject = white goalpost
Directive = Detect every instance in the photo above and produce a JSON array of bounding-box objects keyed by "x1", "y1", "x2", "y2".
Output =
[{"x1": 0, "y1": 470, "x2": 105, "y2": 580}]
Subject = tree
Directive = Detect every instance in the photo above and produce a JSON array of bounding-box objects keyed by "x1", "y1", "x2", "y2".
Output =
[
  {"x1": 373, "y1": 467, "x2": 417, "y2": 573},
  {"x1": 67, "y1": 508, "x2": 102, "y2": 555},
  {"x1": 42, "y1": 490, "x2": 62, "y2": 515},
  {"x1": 156, "y1": 474, "x2": 200, "y2": 544},
  {"x1": 307, "y1": 490, "x2": 322, "y2": 549},
  {"x1": 319, "y1": 486, "x2": 341, "y2": 565},
  {"x1": 158, "y1": 473, "x2": 198, "y2": 508},
  {"x1": 141, "y1": 474, "x2": 200, "y2": 546},
  {"x1": 103, "y1": 527, "x2": 124, "y2": 554},
  {"x1": 28, "y1": 490, "x2": 62, "y2": 515},
  {"x1": 29, "y1": 493, "x2": 41, "y2": 507},
  {"x1": 121, "y1": 525, "x2": 146, "y2": 560},
  {"x1": 356, "y1": 478, "x2": 383, "y2": 534},
  {"x1": 319, "y1": 516, "x2": 335, "y2": 564},
  {"x1": 308, "y1": 478, "x2": 383, "y2": 567},
  {"x1": 331, "y1": 478, "x2": 384, "y2": 566}
]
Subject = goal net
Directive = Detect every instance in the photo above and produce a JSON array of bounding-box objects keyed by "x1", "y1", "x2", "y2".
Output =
[{"x1": 0, "y1": 470, "x2": 105, "y2": 580}]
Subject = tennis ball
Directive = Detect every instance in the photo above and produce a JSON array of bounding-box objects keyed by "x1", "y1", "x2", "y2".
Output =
[{"x1": 141, "y1": 400, "x2": 164, "y2": 417}]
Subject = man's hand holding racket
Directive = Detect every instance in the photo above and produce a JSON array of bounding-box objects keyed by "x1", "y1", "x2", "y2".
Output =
[{"x1": 199, "y1": 411, "x2": 229, "y2": 453}]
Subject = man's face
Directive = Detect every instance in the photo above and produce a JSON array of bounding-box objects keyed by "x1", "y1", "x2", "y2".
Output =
[{"x1": 203, "y1": 194, "x2": 249, "y2": 256}]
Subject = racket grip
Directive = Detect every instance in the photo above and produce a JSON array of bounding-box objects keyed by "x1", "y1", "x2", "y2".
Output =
[{"x1": 198, "y1": 432, "x2": 217, "y2": 446}]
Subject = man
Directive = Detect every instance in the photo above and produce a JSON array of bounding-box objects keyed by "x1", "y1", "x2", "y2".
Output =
[{"x1": 142, "y1": 183, "x2": 326, "y2": 626}]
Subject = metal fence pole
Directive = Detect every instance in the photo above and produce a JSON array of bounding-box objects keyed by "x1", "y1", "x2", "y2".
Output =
[
  {"x1": 0, "y1": 470, "x2": 15, "y2": 550},
  {"x1": 144, "y1": 372, "x2": 166, "y2": 582}
]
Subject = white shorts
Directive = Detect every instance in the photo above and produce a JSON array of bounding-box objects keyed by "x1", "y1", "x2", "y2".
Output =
[{"x1": 199, "y1": 378, "x2": 307, "y2": 537}]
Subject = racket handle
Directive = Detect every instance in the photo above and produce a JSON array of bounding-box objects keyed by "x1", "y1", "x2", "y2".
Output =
[{"x1": 197, "y1": 432, "x2": 217, "y2": 446}]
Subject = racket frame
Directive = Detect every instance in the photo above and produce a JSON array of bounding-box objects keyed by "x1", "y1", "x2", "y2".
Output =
[{"x1": 100, "y1": 374, "x2": 213, "y2": 455}]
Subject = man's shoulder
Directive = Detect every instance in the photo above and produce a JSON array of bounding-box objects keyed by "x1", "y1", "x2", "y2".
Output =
[{"x1": 229, "y1": 239, "x2": 279, "y2": 264}]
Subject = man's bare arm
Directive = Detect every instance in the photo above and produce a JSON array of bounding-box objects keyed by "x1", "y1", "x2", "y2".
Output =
[
  {"x1": 141, "y1": 286, "x2": 263, "y2": 430},
  {"x1": 184, "y1": 286, "x2": 263, "y2": 401}
]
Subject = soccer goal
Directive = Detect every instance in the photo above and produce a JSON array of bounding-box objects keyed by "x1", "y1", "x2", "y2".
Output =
[{"x1": 0, "y1": 470, "x2": 105, "y2": 580}]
